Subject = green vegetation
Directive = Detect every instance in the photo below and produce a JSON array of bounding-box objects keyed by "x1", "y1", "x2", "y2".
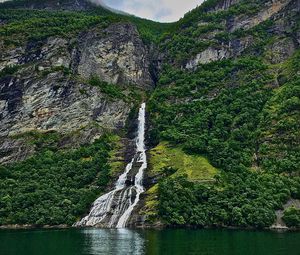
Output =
[
  {"x1": 0, "y1": 10, "x2": 114, "y2": 46},
  {"x1": 108, "y1": 135, "x2": 125, "y2": 177},
  {"x1": 149, "y1": 45, "x2": 300, "y2": 228},
  {"x1": 258, "y1": 52, "x2": 300, "y2": 173},
  {"x1": 149, "y1": 53, "x2": 300, "y2": 227},
  {"x1": 142, "y1": 142, "x2": 218, "y2": 224},
  {"x1": 40, "y1": 66, "x2": 72, "y2": 77},
  {"x1": 86, "y1": 75, "x2": 145, "y2": 102},
  {"x1": 0, "y1": 132, "x2": 116, "y2": 226},
  {"x1": 0, "y1": 6, "x2": 171, "y2": 47},
  {"x1": 0, "y1": 65, "x2": 21, "y2": 78},
  {"x1": 283, "y1": 207, "x2": 300, "y2": 228},
  {"x1": 159, "y1": 173, "x2": 298, "y2": 228},
  {"x1": 149, "y1": 57, "x2": 273, "y2": 172},
  {"x1": 150, "y1": 142, "x2": 218, "y2": 181},
  {"x1": 88, "y1": 76, "x2": 124, "y2": 99}
]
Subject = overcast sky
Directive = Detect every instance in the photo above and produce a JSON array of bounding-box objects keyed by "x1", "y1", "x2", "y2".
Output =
[
  {"x1": 0, "y1": 0, "x2": 204, "y2": 22},
  {"x1": 102, "y1": 0, "x2": 203, "y2": 22}
]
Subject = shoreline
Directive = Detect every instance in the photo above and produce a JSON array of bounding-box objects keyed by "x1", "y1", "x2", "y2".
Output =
[
  {"x1": 0, "y1": 224, "x2": 69, "y2": 230},
  {"x1": 1, "y1": 224, "x2": 299, "y2": 232}
]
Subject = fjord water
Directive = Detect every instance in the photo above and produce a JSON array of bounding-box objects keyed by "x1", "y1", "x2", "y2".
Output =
[
  {"x1": 76, "y1": 103, "x2": 147, "y2": 228},
  {"x1": 0, "y1": 228, "x2": 299, "y2": 255}
]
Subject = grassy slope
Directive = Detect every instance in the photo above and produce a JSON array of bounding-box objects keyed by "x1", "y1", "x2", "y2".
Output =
[
  {"x1": 141, "y1": 142, "x2": 218, "y2": 224},
  {"x1": 150, "y1": 142, "x2": 218, "y2": 181}
]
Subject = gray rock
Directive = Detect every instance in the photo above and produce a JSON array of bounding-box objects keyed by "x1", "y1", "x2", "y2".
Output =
[
  {"x1": 0, "y1": 22, "x2": 154, "y2": 163},
  {"x1": 77, "y1": 23, "x2": 154, "y2": 89},
  {"x1": 266, "y1": 37, "x2": 296, "y2": 64},
  {"x1": 227, "y1": 0, "x2": 293, "y2": 32}
]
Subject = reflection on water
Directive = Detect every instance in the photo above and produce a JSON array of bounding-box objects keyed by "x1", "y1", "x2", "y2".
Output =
[
  {"x1": 82, "y1": 228, "x2": 145, "y2": 255},
  {"x1": 0, "y1": 228, "x2": 299, "y2": 255}
]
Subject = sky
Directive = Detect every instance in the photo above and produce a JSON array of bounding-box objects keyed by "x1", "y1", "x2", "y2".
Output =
[
  {"x1": 0, "y1": 0, "x2": 204, "y2": 22},
  {"x1": 102, "y1": 0, "x2": 203, "y2": 22}
]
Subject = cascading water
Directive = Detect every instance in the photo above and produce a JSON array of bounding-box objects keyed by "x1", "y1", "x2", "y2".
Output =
[{"x1": 75, "y1": 103, "x2": 147, "y2": 228}]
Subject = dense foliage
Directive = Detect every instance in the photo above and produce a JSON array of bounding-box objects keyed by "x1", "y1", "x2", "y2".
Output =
[
  {"x1": 150, "y1": 57, "x2": 274, "y2": 172},
  {"x1": 150, "y1": 10, "x2": 300, "y2": 226},
  {"x1": 283, "y1": 207, "x2": 300, "y2": 228},
  {"x1": 0, "y1": 7, "x2": 171, "y2": 47},
  {"x1": 0, "y1": 133, "x2": 113, "y2": 225},
  {"x1": 159, "y1": 174, "x2": 299, "y2": 228},
  {"x1": 0, "y1": 9, "x2": 114, "y2": 45},
  {"x1": 151, "y1": 51, "x2": 300, "y2": 227},
  {"x1": 258, "y1": 52, "x2": 300, "y2": 173}
]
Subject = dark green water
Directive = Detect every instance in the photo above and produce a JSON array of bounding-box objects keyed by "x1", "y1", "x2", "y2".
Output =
[{"x1": 0, "y1": 228, "x2": 299, "y2": 255}]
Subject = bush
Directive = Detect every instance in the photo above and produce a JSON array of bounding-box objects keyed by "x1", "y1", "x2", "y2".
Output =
[
  {"x1": 88, "y1": 76, "x2": 123, "y2": 99},
  {"x1": 283, "y1": 207, "x2": 300, "y2": 227}
]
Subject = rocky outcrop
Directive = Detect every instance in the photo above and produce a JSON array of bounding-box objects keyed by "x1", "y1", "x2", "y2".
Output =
[
  {"x1": 227, "y1": 0, "x2": 293, "y2": 32},
  {"x1": 77, "y1": 23, "x2": 154, "y2": 89},
  {"x1": 186, "y1": 36, "x2": 253, "y2": 68},
  {"x1": 1, "y1": 23, "x2": 154, "y2": 88},
  {"x1": 186, "y1": 46, "x2": 230, "y2": 68},
  {"x1": 209, "y1": 0, "x2": 240, "y2": 12},
  {"x1": 0, "y1": 73, "x2": 130, "y2": 137},
  {"x1": 185, "y1": 0, "x2": 299, "y2": 69},
  {"x1": 266, "y1": 37, "x2": 296, "y2": 64},
  {"x1": 0, "y1": 66, "x2": 132, "y2": 163},
  {"x1": 0, "y1": 21, "x2": 154, "y2": 163},
  {"x1": 271, "y1": 199, "x2": 300, "y2": 230}
]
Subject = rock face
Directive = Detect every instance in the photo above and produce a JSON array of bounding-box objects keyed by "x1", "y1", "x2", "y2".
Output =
[
  {"x1": 266, "y1": 37, "x2": 296, "y2": 64},
  {"x1": 209, "y1": 0, "x2": 240, "y2": 12},
  {"x1": 185, "y1": 0, "x2": 298, "y2": 69},
  {"x1": 186, "y1": 36, "x2": 253, "y2": 69},
  {"x1": 186, "y1": 36, "x2": 252, "y2": 68},
  {"x1": 272, "y1": 199, "x2": 300, "y2": 229},
  {"x1": 227, "y1": 0, "x2": 293, "y2": 32},
  {"x1": 77, "y1": 23, "x2": 154, "y2": 89},
  {"x1": 0, "y1": 73, "x2": 131, "y2": 137},
  {"x1": 0, "y1": 22, "x2": 154, "y2": 163}
]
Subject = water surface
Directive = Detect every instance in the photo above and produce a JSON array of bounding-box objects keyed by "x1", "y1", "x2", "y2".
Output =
[{"x1": 0, "y1": 228, "x2": 299, "y2": 255}]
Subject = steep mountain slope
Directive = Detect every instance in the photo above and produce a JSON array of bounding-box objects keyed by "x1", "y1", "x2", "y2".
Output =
[
  {"x1": 0, "y1": 0, "x2": 160, "y2": 225},
  {"x1": 0, "y1": 0, "x2": 299, "y2": 229},
  {"x1": 0, "y1": 4, "x2": 156, "y2": 164},
  {"x1": 145, "y1": 0, "x2": 300, "y2": 228}
]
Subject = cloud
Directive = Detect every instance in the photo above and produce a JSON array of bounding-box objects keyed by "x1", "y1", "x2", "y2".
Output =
[
  {"x1": 102, "y1": 0, "x2": 203, "y2": 22},
  {"x1": 0, "y1": 0, "x2": 203, "y2": 22}
]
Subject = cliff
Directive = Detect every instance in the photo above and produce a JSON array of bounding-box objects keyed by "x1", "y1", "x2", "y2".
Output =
[{"x1": 0, "y1": 12, "x2": 155, "y2": 163}]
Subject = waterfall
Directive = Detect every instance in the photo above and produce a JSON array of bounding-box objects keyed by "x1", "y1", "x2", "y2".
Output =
[{"x1": 75, "y1": 103, "x2": 147, "y2": 228}]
